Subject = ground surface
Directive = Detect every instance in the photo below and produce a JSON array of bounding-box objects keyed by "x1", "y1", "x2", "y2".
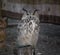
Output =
[{"x1": 0, "y1": 20, "x2": 60, "y2": 55}]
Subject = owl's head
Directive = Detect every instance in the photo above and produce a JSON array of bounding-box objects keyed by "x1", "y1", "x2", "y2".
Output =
[{"x1": 21, "y1": 8, "x2": 39, "y2": 21}]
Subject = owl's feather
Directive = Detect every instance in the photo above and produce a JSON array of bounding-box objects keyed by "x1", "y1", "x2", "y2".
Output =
[{"x1": 17, "y1": 14, "x2": 40, "y2": 48}]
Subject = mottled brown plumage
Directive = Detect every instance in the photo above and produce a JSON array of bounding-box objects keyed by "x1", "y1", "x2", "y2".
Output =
[{"x1": 17, "y1": 9, "x2": 40, "y2": 55}]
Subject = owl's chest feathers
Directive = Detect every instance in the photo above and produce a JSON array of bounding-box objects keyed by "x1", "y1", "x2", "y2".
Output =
[{"x1": 18, "y1": 20, "x2": 38, "y2": 35}]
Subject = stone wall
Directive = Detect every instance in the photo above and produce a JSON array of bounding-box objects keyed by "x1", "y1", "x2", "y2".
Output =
[
  {"x1": 3, "y1": 0, "x2": 60, "y2": 4},
  {"x1": 2, "y1": 0, "x2": 60, "y2": 16}
]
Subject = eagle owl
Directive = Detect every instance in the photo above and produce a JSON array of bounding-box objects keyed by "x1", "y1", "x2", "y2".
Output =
[{"x1": 17, "y1": 9, "x2": 40, "y2": 48}]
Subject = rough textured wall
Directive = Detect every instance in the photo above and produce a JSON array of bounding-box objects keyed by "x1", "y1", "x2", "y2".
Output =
[
  {"x1": 7, "y1": 0, "x2": 60, "y2": 4},
  {"x1": 2, "y1": 0, "x2": 60, "y2": 16}
]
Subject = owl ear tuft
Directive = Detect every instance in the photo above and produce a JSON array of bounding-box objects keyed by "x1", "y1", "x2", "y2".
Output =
[
  {"x1": 33, "y1": 9, "x2": 38, "y2": 15},
  {"x1": 22, "y1": 8, "x2": 28, "y2": 15}
]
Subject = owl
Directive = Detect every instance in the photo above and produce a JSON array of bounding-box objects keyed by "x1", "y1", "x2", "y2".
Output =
[{"x1": 17, "y1": 8, "x2": 40, "y2": 48}]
